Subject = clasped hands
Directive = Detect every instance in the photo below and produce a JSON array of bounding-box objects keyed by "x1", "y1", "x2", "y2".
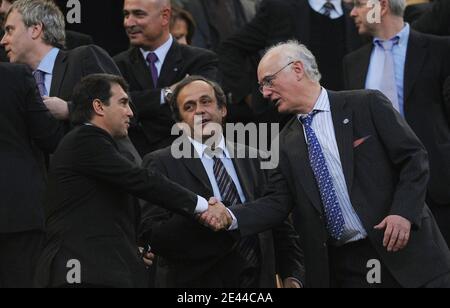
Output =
[{"x1": 197, "y1": 197, "x2": 232, "y2": 232}]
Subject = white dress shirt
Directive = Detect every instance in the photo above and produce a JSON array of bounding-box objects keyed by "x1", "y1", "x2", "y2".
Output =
[{"x1": 308, "y1": 0, "x2": 344, "y2": 19}]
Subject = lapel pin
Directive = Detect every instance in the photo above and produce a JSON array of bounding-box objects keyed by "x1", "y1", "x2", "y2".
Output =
[
  {"x1": 343, "y1": 119, "x2": 350, "y2": 125},
  {"x1": 174, "y1": 68, "x2": 179, "y2": 72}
]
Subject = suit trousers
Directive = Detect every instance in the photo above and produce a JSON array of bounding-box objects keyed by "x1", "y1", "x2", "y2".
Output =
[
  {"x1": 0, "y1": 231, "x2": 45, "y2": 288},
  {"x1": 329, "y1": 239, "x2": 402, "y2": 288}
]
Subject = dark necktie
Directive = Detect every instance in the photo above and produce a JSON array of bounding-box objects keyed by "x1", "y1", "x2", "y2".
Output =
[
  {"x1": 211, "y1": 153, "x2": 260, "y2": 288},
  {"x1": 33, "y1": 69, "x2": 48, "y2": 96},
  {"x1": 322, "y1": 0, "x2": 335, "y2": 18},
  {"x1": 300, "y1": 111, "x2": 345, "y2": 240},
  {"x1": 146, "y1": 52, "x2": 159, "y2": 88}
]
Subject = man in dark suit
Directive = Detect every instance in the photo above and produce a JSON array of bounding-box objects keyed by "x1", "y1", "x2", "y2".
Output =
[
  {"x1": 218, "y1": 0, "x2": 363, "y2": 116},
  {"x1": 201, "y1": 41, "x2": 450, "y2": 288},
  {"x1": 173, "y1": 0, "x2": 261, "y2": 51},
  {"x1": 1, "y1": 0, "x2": 140, "y2": 162},
  {"x1": 413, "y1": 0, "x2": 450, "y2": 36},
  {"x1": 0, "y1": 63, "x2": 64, "y2": 287},
  {"x1": 114, "y1": 0, "x2": 219, "y2": 157},
  {"x1": 141, "y1": 76, "x2": 304, "y2": 288},
  {"x1": 343, "y1": 0, "x2": 450, "y2": 247},
  {"x1": 34, "y1": 74, "x2": 213, "y2": 288}
]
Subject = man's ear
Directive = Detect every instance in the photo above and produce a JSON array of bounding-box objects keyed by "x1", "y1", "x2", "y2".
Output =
[
  {"x1": 292, "y1": 61, "x2": 305, "y2": 81},
  {"x1": 220, "y1": 105, "x2": 228, "y2": 118},
  {"x1": 92, "y1": 99, "x2": 105, "y2": 116},
  {"x1": 30, "y1": 22, "x2": 44, "y2": 40}
]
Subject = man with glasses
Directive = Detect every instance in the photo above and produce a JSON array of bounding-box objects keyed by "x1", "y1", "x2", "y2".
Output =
[
  {"x1": 201, "y1": 40, "x2": 450, "y2": 288},
  {"x1": 344, "y1": 0, "x2": 450, "y2": 248}
]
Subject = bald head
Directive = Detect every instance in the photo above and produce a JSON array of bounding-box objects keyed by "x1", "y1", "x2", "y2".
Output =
[{"x1": 260, "y1": 40, "x2": 321, "y2": 83}]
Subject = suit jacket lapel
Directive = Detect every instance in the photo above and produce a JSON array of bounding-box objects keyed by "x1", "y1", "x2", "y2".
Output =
[
  {"x1": 293, "y1": 0, "x2": 311, "y2": 45},
  {"x1": 159, "y1": 41, "x2": 182, "y2": 88},
  {"x1": 404, "y1": 30, "x2": 428, "y2": 104},
  {"x1": 328, "y1": 91, "x2": 354, "y2": 192},
  {"x1": 50, "y1": 50, "x2": 68, "y2": 97},
  {"x1": 353, "y1": 44, "x2": 373, "y2": 89},
  {"x1": 180, "y1": 142, "x2": 214, "y2": 196},
  {"x1": 285, "y1": 118, "x2": 323, "y2": 214},
  {"x1": 129, "y1": 47, "x2": 155, "y2": 89},
  {"x1": 227, "y1": 142, "x2": 255, "y2": 202}
]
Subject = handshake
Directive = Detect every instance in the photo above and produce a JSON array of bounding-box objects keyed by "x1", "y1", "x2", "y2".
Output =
[{"x1": 197, "y1": 197, "x2": 233, "y2": 232}]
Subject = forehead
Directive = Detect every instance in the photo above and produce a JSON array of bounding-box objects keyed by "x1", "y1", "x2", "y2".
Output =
[
  {"x1": 178, "y1": 81, "x2": 215, "y2": 102},
  {"x1": 124, "y1": 0, "x2": 154, "y2": 11},
  {"x1": 5, "y1": 9, "x2": 24, "y2": 26},
  {"x1": 258, "y1": 53, "x2": 282, "y2": 80},
  {"x1": 110, "y1": 83, "x2": 128, "y2": 99}
]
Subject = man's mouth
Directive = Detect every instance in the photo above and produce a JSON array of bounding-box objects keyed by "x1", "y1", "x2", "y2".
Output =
[{"x1": 273, "y1": 98, "x2": 282, "y2": 107}]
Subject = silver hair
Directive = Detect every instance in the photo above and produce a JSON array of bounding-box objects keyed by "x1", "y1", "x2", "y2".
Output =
[
  {"x1": 10, "y1": 0, "x2": 65, "y2": 48},
  {"x1": 264, "y1": 40, "x2": 322, "y2": 83},
  {"x1": 388, "y1": 0, "x2": 406, "y2": 17}
]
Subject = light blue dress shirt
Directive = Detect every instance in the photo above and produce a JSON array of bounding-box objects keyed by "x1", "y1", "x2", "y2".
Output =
[
  {"x1": 365, "y1": 24, "x2": 410, "y2": 116},
  {"x1": 298, "y1": 88, "x2": 368, "y2": 245},
  {"x1": 140, "y1": 35, "x2": 174, "y2": 104},
  {"x1": 35, "y1": 47, "x2": 60, "y2": 95}
]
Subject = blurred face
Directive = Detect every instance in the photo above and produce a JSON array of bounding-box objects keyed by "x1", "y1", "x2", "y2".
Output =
[
  {"x1": 1, "y1": 9, "x2": 35, "y2": 64},
  {"x1": 101, "y1": 83, "x2": 134, "y2": 138},
  {"x1": 171, "y1": 18, "x2": 188, "y2": 45},
  {"x1": 258, "y1": 54, "x2": 303, "y2": 114},
  {"x1": 177, "y1": 81, "x2": 227, "y2": 142},
  {"x1": 350, "y1": 0, "x2": 378, "y2": 36},
  {"x1": 0, "y1": 0, "x2": 12, "y2": 18},
  {"x1": 123, "y1": 0, "x2": 170, "y2": 49}
]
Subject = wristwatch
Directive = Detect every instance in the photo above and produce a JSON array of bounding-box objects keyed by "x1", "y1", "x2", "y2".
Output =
[{"x1": 163, "y1": 87, "x2": 173, "y2": 104}]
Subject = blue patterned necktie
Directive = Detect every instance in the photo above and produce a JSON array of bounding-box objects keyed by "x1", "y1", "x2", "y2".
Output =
[
  {"x1": 33, "y1": 69, "x2": 48, "y2": 97},
  {"x1": 300, "y1": 111, "x2": 345, "y2": 240},
  {"x1": 211, "y1": 152, "x2": 260, "y2": 288}
]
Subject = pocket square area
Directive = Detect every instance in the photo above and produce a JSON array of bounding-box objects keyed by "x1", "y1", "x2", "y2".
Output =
[{"x1": 353, "y1": 135, "x2": 372, "y2": 148}]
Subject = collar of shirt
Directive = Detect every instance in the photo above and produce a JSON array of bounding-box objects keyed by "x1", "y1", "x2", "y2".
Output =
[
  {"x1": 373, "y1": 23, "x2": 410, "y2": 49},
  {"x1": 140, "y1": 35, "x2": 174, "y2": 70},
  {"x1": 36, "y1": 47, "x2": 60, "y2": 76},
  {"x1": 297, "y1": 87, "x2": 331, "y2": 120},
  {"x1": 188, "y1": 135, "x2": 231, "y2": 159},
  {"x1": 308, "y1": 0, "x2": 344, "y2": 19}
]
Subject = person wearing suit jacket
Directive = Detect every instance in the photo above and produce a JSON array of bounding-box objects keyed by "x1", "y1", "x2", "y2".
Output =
[
  {"x1": 114, "y1": 0, "x2": 219, "y2": 157},
  {"x1": 1, "y1": 0, "x2": 141, "y2": 163},
  {"x1": 34, "y1": 74, "x2": 213, "y2": 288},
  {"x1": 343, "y1": 0, "x2": 450, "y2": 247},
  {"x1": 201, "y1": 41, "x2": 450, "y2": 288},
  {"x1": 0, "y1": 63, "x2": 64, "y2": 287},
  {"x1": 173, "y1": 0, "x2": 261, "y2": 51},
  {"x1": 412, "y1": 0, "x2": 450, "y2": 36},
  {"x1": 140, "y1": 76, "x2": 304, "y2": 288},
  {"x1": 218, "y1": 0, "x2": 363, "y2": 115}
]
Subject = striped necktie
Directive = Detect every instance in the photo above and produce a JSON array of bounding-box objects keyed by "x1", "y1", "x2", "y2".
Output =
[
  {"x1": 211, "y1": 151, "x2": 260, "y2": 287},
  {"x1": 33, "y1": 69, "x2": 48, "y2": 97}
]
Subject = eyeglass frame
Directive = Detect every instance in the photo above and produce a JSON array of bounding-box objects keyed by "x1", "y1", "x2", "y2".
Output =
[{"x1": 258, "y1": 61, "x2": 295, "y2": 94}]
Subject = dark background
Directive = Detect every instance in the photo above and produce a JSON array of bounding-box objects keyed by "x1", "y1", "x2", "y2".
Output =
[{"x1": 55, "y1": 0, "x2": 130, "y2": 56}]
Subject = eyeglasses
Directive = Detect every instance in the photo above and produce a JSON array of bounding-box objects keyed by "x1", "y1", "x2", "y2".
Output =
[{"x1": 258, "y1": 61, "x2": 294, "y2": 94}]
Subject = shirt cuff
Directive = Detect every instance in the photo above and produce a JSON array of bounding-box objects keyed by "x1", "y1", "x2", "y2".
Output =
[
  {"x1": 195, "y1": 196, "x2": 209, "y2": 214},
  {"x1": 160, "y1": 90, "x2": 165, "y2": 105},
  {"x1": 227, "y1": 209, "x2": 238, "y2": 230}
]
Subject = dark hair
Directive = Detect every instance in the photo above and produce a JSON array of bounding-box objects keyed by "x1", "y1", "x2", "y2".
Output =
[
  {"x1": 171, "y1": 5, "x2": 196, "y2": 45},
  {"x1": 169, "y1": 75, "x2": 227, "y2": 122},
  {"x1": 71, "y1": 74, "x2": 129, "y2": 125}
]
